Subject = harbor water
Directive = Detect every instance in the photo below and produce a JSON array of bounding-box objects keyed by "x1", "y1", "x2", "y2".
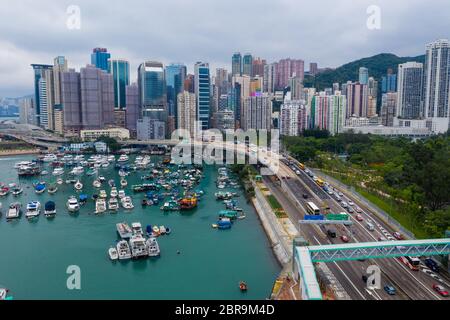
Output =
[{"x1": 0, "y1": 155, "x2": 280, "y2": 300}]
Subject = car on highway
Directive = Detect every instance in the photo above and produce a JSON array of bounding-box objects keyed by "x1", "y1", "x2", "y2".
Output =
[
  {"x1": 355, "y1": 207, "x2": 363, "y2": 213},
  {"x1": 334, "y1": 194, "x2": 342, "y2": 202},
  {"x1": 340, "y1": 235, "x2": 349, "y2": 243},
  {"x1": 302, "y1": 194, "x2": 309, "y2": 199},
  {"x1": 393, "y1": 232, "x2": 403, "y2": 240},
  {"x1": 341, "y1": 202, "x2": 348, "y2": 208},
  {"x1": 328, "y1": 190, "x2": 334, "y2": 195},
  {"x1": 356, "y1": 214, "x2": 364, "y2": 222},
  {"x1": 296, "y1": 170, "x2": 301, "y2": 175},
  {"x1": 387, "y1": 236, "x2": 395, "y2": 241},
  {"x1": 338, "y1": 192, "x2": 344, "y2": 197},
  {"x1": 348, "y1": 200, "x2": 355, "y2": 206},
  {"x1": 327, "y1": 229, "x2": 337, "y2": 238},
  {"x1": 384, "y1": 285, "x2": 396, "y2": 295},
  {"x1": 378, "y1": 236, "x2": 387, "y2": 241},
  {"x1": 347, "y1": 207, "x2": 354, "y2": 214},
  {"x1": 432, "y1": 284, "x2": 449, "y2": 297},
  {"x1": 366, "y1": 222, "x2": 375, "y2": 232},
  {"x1": 425, "y1": 258, "x2": 440, "y2": 272}
]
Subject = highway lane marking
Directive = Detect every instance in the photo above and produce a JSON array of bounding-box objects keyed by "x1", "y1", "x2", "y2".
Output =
[{"x1": 332, "y1": 262, "x2": 368, "y2": 300}]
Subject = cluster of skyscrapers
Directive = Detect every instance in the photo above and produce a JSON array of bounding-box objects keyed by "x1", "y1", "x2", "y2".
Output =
[{"x1": 22, "y1": 39, "x2": 450, "y2": 141}]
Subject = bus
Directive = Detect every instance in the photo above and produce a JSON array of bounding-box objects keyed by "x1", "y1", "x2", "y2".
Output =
[
  {"x1": 306, "y1": 202, "x2": 321, "y2": 215},
  {"x1": 399, "y1": 256, "x2": 421, "y2": 271}
]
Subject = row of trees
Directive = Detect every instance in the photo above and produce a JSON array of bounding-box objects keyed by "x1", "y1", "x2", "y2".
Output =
[{"x1": 283, "y1": 131, "x2": 450, "y2": 238}]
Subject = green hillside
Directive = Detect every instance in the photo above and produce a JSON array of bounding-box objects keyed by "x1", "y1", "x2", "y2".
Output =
[{"x1": 305, "y1": 53, "x2": 426, "y2": 90}]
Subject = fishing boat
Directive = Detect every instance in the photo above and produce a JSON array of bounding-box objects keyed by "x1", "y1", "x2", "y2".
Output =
[
  {"x1": 118, "y1": 190, "x2": 126, "y2": 199},
  {"x1": 217, "y1": 218, "x2": 232, "y2": 230},
  {"x1": 66, "y1": 196, "x2": 80, "y2": 213},
  {"x1": 95, "y1": 199, "x2": 107, "y2": 214},
  {"x1": 48, "y1": 184, "x2": 58, "y2": 194},
  {"x1": 12, "y1": 186, "x2": 23, "y2": 196},
  {"x1": 239, "y1": 282, "x2": 248, "y2": 292},
  {"x1": 99, "y1": 190, "x2": 107, "y2": 199},
  {"x1": 146, "y1": 237, "x2": 161, "y2": 257},
  {"x1": 35, "y1": 183, "x2": 46, "y2": 194},
  {"x1": 219, "y1": 210, "x2": 238, "y2": 221},
  {"x1": 116, "y1": 222, "x2": 133, "y2": 239},
  {"x1": 108, "y1": 197, "x2": 119, "y2": 211},
  {"x1": 120, "y1": 178, "x2": 128, "y2": 187},
  {"x1": 130, "y1": 235, "x2": 148, "y2": 259},
  {"x1": 92, "y1": 180, "x2": 101, "y2": 188},
  {"x1": 108, "y1": 247, "x2": 119, "y2": 261},
  {"x1": 74, "y1": 180, "x2": 83, "y2": 191},
  {"x1": 110, "y1": 187, "x2": 118, "y2": 198},
  {"x1": 44, "y1": 201, "x2": 56, "y2": 218},
  {"x1": 52, "y1": 167, "x2": 64, "y2": 176},
  {"x1": 116, "y1": 240, "x2": 132, "y2": 260},
  {"x1": 6, "y1": 202, "x2": 21, "y2": 220},
  {"x1": 179, "y1": 196, "x2": 198, "y2": 210},
  {"x1": 25, "y1": 201, "x2": 41, "y2": 219},
  {"x1": 160, "y1": 200, "x2": 180, "y2": 211}
]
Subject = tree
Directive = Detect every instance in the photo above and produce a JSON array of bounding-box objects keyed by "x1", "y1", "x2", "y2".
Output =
[{"x1": 96, "y1": 136, "x2": 121, "y2": 153}]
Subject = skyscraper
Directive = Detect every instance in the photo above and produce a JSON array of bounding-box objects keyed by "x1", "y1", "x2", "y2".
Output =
[
  {"x1": 396, "y1": 62, "x2": 423, "y2": 119},
  {"x1": 80, "y1": 65, "x2": 115, "y2": 129},
  {"x1": 329, "y1": 92, "x2": 347, "y2": 135},
  {"x1": 382, "y1": 69, "x2": 397, "y2": 93},
  {"x1": 263, "y1": 63, "x2": 276, "y2": 94},
  {"x1": 108, "y1": 59, "x2": 130, "y2": 109},
  {"x1": 125, "y1": 83, "x2": 139, "y2": 137},
  {"x1": 31, "y1": 64, "x2": 53, "y2": 127},
  {"x1": 242, "y1": 54, "x2": 253, "y2": 76},
  {"x1": 280, "y1": 101, "x2": 307, "y2": 136},
  {"x1": 359, "y1": 67, "x2": 369, "y2": 85},
  {"x1": 91, "y1": 48, "x2": 111, "y2": 72},
  {"x1": 242, "y1": 94, "x2": 272, "y2": 131},
  {"x1": 232, "y1": 53, "x2": 242, "y2": 76},
  {"x1": 177, "y1": 91, "x2": 197, "y2": 138},
  {"x1": 138, "y1": 61, "x2": 167, "y2": 123},
  {"x1": 165, "y1": 63, "x2": 187, "y2": 120},
  {"x1": 345, "y1": 82, "x2": 369, "y2": 118},
  {"x1": 53, "y1": 56, "x2": 68, "y2": 106},
  {"x1": 61, "y1": 69, "x2": 82, "y2": 136},
  {"x1": 194, "y1": 62, "x2": 211, "y2": 131},
  {"x1": 381, "y1": 93, "x2": 397, "y2": 126},
  {"x1": 424, "y1": 39, "x2": 450, "y2": 122}
]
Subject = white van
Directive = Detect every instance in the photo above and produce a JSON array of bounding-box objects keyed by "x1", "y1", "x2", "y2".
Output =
[{"x1": 366, "y1": 223, "x2": 375, "y2": 232}]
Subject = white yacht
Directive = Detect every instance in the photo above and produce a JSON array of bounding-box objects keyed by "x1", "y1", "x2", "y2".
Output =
[
  {"x1": 95, "y1": 199, "x2": 107, "y2": 214},
  {"x1": 25, "y1": 201, "x2": 41, "y2": 219},
  {"x1": 43, "y1": 154, "x2": 58, "y2": 163},
  {"x1": 92, "y1": 180, "x2": 101, "y2": 188},
  {"x1": 44, "y1": 201, "x2": 56, "y2": 217},
  {"x1": 14, "y1": 161, "x2": 33, "y2": 169},
  {"x1": 118, "y1": 190, "x2": 126, "y2": 199},
  {"x1": 110, "y1": 187, "x2": 118, "y2": 198},
  {"x1": 116, "y1": 222, "x2": 133, "y2": 239},
  {"x1": 99, "y1": 190, "x2": 107, "y2": 199},
  {"x1": 121, "y1": 196, "x2": 134, "y2": 210},
  {"x1": 129, "y1": 235, "x2": 148, "y2": 259},
  {"x1": 117, "y1": 154, "x2": 129, "y2": 163},
  {"x1": 108, "y1": 247, "x2": 119, "y2": 261},
  {"x1": 66, "y1": 196, "x2": 80, "y2": 213},
  {"x1": 146, "y1": 237, "x2": 161, "y2": 257},
  {"x1": 52, "y1": 168, "x2": 64, "y2": 176},
  {"x1": 74, "y1": 180, "x2": 83, "y2": 191},
  {"x1": 116, "y1": 240, "x2": 132, "y2": 260},
  {"x1": 131, "y1": 222, "x2": 143, "y2": 235},
  {"x1": 70, "y1": 166, "x2": 84, "y2": 175},
  {"x1": 108, "y1": 197, "x2": 119, "y2": 211},
  {"x1": 6, "y1": 202, "x2": 21, "y2": 220}
]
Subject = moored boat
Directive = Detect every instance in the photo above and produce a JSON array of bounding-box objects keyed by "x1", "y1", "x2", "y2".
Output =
[
  {"x1": 44, "y1": 201, "x2": 56, "y2": 218},
  {"x1": 66, "y1": 196, "x2": 80, "y2": 213},
  {"x1": 116, "y1": 222, "x2": 133, "y2": 239},
  {"x1": 108, "y1": 247, "x2": 119, "y2": 261},
  {"x1": 95, "y1": 199, "x2": 107, "y2": 214},
  {"x1": 6, "y1": 202, "x2": 21, "y2": 220},
  {"x1": 25, "y1": 201, "x2": 41, "y2": 219},
  {"x1": 74, "y1": 180, "x2": 83, "y2": 191},
  {"x1": 146, "y1": 237, "x2": 161, "y2": 257},
  {"x1": 34, "y1": 183, "x2": 46, "y2": 194},
  {"x1": 116, "y1": 240, "x2": 132, "y2": 260}
]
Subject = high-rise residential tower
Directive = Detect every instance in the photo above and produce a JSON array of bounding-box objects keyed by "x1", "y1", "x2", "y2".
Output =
[
  {"x1": 31, "y1": 64, "x2": 53, "y2": 127},
  {"x1": 359, "y1": 67, "x2": 369, "y2": 85},
  {"x1": 177, "y1": 91, "x2": 197, "y2": 138},
  {"x1": 232, "y1": 53, "x2": 242, "y2": 76}
]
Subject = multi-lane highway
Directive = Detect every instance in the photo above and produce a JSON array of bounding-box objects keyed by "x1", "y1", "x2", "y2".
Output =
[{"x1": 267, "y1": 157, "x2": 449, "y2": 300}]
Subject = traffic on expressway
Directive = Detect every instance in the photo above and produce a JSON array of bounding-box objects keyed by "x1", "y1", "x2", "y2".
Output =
[{"x1": 264, "y1": 156, "x2": 450, "y2": 300}]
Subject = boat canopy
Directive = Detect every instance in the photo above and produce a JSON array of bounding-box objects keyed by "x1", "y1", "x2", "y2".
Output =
[
  {"x1": 79, "y1": 194, "x2": 88, "y2": 201},
  {"x1": 35, "y1": 184, "x2": 45, "y2": 191},
  {"x1": 45, "y1": 201, "x2": 56, "y2": 210}
]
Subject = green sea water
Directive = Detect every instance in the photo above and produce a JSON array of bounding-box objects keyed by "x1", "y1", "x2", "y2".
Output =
[{"x1": 0, "y1": 155, "x2": 280, "y2": 300}]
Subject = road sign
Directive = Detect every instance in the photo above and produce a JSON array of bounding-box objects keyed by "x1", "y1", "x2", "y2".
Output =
[
  {"x1": 327, "y1": 214, "x2": 349, "y2": 221},
  {"x1": 304, "y1": 215, "x2": 325, "y2": 221}
]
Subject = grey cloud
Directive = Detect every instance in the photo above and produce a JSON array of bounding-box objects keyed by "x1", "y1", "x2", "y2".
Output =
[{"x1": 0, "y1": 0, "x2": 449, "y2": 96}]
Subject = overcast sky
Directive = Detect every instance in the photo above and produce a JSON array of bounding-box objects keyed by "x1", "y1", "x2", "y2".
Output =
[{"x1": 1, "y1": 0, "x2": 449, "y2": 97}]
